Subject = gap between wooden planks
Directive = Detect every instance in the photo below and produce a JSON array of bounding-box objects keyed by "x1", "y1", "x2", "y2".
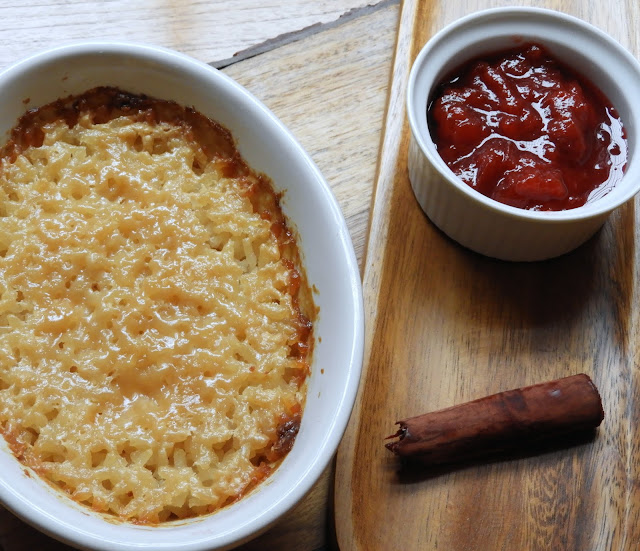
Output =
[{"x1": 0, "y1": 0, "x2": 378, "y2": 70}]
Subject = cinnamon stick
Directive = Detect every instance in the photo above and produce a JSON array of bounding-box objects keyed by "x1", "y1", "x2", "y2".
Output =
[{"x1": 386, "y1": 374, "x2": 604, "y2": 465}]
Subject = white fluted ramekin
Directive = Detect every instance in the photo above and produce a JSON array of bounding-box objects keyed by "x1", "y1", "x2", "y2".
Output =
[{"x1": 407, "y1": 7, "x2": 640, "y2": 261}]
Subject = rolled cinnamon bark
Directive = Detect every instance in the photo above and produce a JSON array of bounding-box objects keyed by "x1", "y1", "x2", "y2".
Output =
[{"x1": 386, "y1": 374, "x2": 604, "y2": 465}]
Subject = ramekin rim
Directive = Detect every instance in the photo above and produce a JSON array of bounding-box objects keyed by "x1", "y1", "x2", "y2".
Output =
[{"x1": 406, "y1": 6, "x2": 640, "y2": 223}]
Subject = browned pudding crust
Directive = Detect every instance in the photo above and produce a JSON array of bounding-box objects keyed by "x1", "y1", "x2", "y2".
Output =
[{"x1": 0, "y1": 86, "x2": 315, "y2": 523}]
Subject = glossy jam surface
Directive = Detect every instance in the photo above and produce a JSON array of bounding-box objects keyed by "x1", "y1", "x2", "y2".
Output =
[{"x1": 428, "y1": 44, "x2": 627, "y2": 211}]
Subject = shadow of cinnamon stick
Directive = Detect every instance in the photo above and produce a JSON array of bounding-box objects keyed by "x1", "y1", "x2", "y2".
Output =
[{"x1": 390, "y1": 429, "x2": 599, "y2": 484}]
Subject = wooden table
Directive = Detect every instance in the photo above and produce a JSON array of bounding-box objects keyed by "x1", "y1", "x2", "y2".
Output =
[
  {"x1": 2, "y1": 1, "x2": 639, "y2": 550},
  {"x1": 0, "y1": 1, "x2": 399, "y2": 549}
]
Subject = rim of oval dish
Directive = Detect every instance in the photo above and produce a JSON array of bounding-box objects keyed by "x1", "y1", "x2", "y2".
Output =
[
  {"x1": 407, "y1": 6, "x2": 640, "y2": 223},
  {"x1": 0, "y1": 41, "x2": 365, "y2": 551}
]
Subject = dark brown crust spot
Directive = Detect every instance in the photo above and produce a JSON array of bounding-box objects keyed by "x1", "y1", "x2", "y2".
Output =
[{"x1": 272, "y1": 413, "x2": 302, "y2": 458}]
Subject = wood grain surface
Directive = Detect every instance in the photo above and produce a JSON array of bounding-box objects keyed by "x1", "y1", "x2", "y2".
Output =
[
  {"x1": 0, "y1": 2, "x2": 400, "y2": 550},
  {"x1": 335, "y1": 0, "x2": 640, "y2": 550},
  {"x1": 0, "y1": 0, "x2": 375, "y2": 68}
]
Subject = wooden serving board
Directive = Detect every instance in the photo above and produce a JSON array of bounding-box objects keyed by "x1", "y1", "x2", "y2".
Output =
[{"x1": 334, "y1": 1, "x2": 640, "y2": 550}]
